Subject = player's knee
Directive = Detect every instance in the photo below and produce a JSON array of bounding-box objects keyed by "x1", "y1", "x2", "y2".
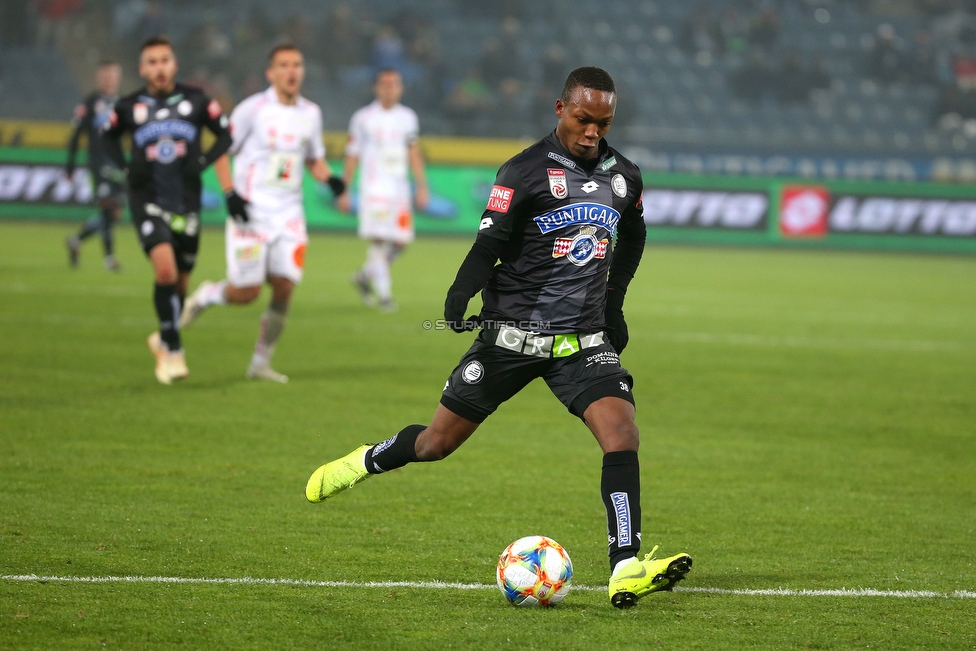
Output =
[{"x1": 154, "y1": 266, "x2": 178, "y2": 284}]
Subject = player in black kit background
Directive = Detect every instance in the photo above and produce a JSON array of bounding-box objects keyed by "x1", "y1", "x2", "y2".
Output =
[
  {"x1": 64, "y1": 60, "x2": 125, "y2": 272},
  {"x1": 305, "y1": 67, "x2": 693, "y2": 609},
  {"x1": 103, "y1": 36, "x2": 237, "y2": 385}
]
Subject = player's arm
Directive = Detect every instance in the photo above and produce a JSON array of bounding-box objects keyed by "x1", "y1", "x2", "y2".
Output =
[
  {"x1": 604, "y1": 174, "x2": 647, "y2": 353},
  {"x1": 444, "y1": 162, "x2": 528, "y2": 332},
  {"x1": 100, "y1": 104, "x2": 128, "y2": 173},
  {"x1": 200, "y1": 99, "x2": 233, "y2": 169},
  {"x1": 408, "y1": 142, "x2": 429, "y2": 210},
  {"x1": 305, "y1": 110, "x2": 345, "y2": 196},
  {"x1": 65, "y1": 102, "x2": 89, "y2": 177}
]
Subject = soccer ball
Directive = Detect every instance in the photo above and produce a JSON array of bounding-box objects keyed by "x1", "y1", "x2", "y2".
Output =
[{"x1": 496, "y1": 535, "x2": 573, "y2": 607}]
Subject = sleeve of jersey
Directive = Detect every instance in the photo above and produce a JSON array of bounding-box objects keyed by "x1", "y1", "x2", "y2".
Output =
[
  {"x1": 100, "y1": 102, "x2": 127, "y2": 171},
  {"x1": 344, "y1": 112, "x2": 363, "y2": 157},
  {"x1": 606, "y1": 173, "x2": 647, "y2": 294},
  {"x1": 65, "y1": 103, "x2": 88, "y2": 168},
  {"x1": 201, "y1": 98, "x2": 232, "y2": 168},
  {"x1": 228, "y1": 100, "x2": 252, "y2": 156},
  {"x1": 474, "y1": 162, "x2": 529, "y2": 243},
  {"x1": 309, "y1": 106, "x2": 326, "y2": 161}
]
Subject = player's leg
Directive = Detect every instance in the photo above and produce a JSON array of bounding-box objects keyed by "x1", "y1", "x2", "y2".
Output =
[
  {"x1": 144, "y1": 242, "x2": 189, "y2": 384},
  {"x1": 100, "y1": 198, "x2": 122, "y2": 272},
  {"x1": 245, "y1": 275, "x2": 293, "y2": 383},
  {"x1": 305, "y1": 331, "x2": 539, "y2": 502},
  {"x1": 65, "y1": 212, "x2": 102, "y2": 268}
]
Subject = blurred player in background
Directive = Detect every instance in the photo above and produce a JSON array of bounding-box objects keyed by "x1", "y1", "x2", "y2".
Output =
[
  {"x1": 103, "y1": 36, "x2": 234, "y2": 384},
  {"x1": 65, "y1": 60, "x2": 125, "y2": 272},
  {"x1": 180, "y1": 44, "x2": 345, "y2": 383},
  {"x1": 339, "y1": 69, "x2": 428, "y2": 312},
  {"x1": 306, "y1": 67, "x2": 692, "y2": 609}
]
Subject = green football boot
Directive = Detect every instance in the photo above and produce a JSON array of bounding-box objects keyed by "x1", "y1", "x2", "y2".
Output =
[
  {"x1": 305, "y1": 445, "x2": 373, "y2": 503},
  {"x1": 607, "y1": 545, "x2": 693, "y2": 609}
]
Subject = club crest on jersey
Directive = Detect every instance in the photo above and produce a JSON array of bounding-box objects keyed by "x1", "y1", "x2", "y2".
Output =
[
  {"x1": 146, "y1": 137, "x2": 187, "y2": 164},
  {"x1": 133, "y1": 102, "x2": 148, "y2": 125},
  {"x1": 611, "y1": 174, "x2": 627, "y2": 198},
  {"x1": 552, "y1": 225, "x2": 609, "y2": 266},
  {"x1": 547, "y1": 168, "x2": 568, "y2": 199}
]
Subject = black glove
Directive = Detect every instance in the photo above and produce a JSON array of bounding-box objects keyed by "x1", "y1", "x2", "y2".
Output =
[
  {"x1": 444, "y1": 291, "x2": 480, "y2": 332},
  {"x1": 326, "y1": 175, "x2": 346, "y2": 197},
  {"x1": 605, "y1": 287, "x2": 629, "y2": 353},
  {"x1": 225, "y1": 190, "x2": 249, "y2": 224}
]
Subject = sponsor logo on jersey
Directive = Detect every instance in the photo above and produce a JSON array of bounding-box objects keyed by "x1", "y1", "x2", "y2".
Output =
[
  {"x1": 552, "y1": 226, "x2": 609, "y2": 266},
  {"x1": 461, "y1": 361, "x2": 484, "y2": 384},
  {"x1": 155, "y1": 108, "x2": 170, "y2": 120},
  {"x1": 479, "y1": 217, "x2": 494, "y2": 230},
  {"x1": 133, "y1": 103, "x2": 148, "y2": 125},
  {"x1": 133, "y1": 120, "x2": 199, "y2": 147},
  {"x1": 486, "y1": 185, "x2": 514, "y2": 213},
  {"x1": 581, "y1": 181, "x2": 599, "y2": 193},
  {"x1": 166, "y1": 93, "x2": 184, "y2": 105},
  {"x1": 600, "y1": 156, "x2": 617, "y2": 171},
  {"x1": 780, "y1": 186, "x2": 829, "y2": 237},
  {"x1": 611, "y1": 174, "x2": 627, "y2": 198},
  {"x1": 547, "y1": 168, "x2": 568, "y2": 199},
  {"x1": 534, "y1": 201, "x2": 621, "y2": 234},
  {"x1": 642, "y1": 189, "x2": 768, "y2": 230},
  {"x1": 146, "y1": 137, "x2": 187, "y2": 164},
  {"x1": 610, "y1": 492, "x2": 632, "y2": 546},
  {"x1": 208, "y1": 99, "x2": 223, "y2": 120},
  {"x1": 547, "y1": 151, "x2": 577, "y2": 169}
]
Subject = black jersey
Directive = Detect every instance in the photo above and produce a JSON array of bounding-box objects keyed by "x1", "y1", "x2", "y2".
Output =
[
  {"x1": 475, "y1": 131, "x2": 645, "y2": 334},
  {"x1": 66, "y1": 92, "x2": 118, "y2": 177},
  {"x1": 103, "y1": 82, "x2": 231, "y2": 214}
]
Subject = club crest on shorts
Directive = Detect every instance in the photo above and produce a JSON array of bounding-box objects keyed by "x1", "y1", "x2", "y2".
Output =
[
  {"x1": 552, "y1": 225, "x2": 609, "y2": 266},
  {"x1": 461, "y1": 361, "x2": 484, "y2": 384},
  {"x1": 547, "y1": 168, "x2": 568, "y2": 199},
  {"x1": 611, "y1": 174, "x2": 627, "y2": 198}
]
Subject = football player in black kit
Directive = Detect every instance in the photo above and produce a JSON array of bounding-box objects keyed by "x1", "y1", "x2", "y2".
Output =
[
  {"x1": 306, "y1": 67, "x2": 692, "y2": 608},
  {"x1": 65, "y1": 60, "x2": 125, "y2": 272},
  {"x1": 103, "y1": 36, "x2": 236, "y2": 384}
]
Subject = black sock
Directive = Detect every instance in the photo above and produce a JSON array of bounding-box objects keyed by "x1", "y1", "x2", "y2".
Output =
[
  {"x1": 100, "y1": 208, "x2": 114, "y2": 256},
  {"x1": 365, "y1": 424, "x2": 425, "y2": 474},
  {"x1": 154, "y1": 283, "x2": 182, "y2": 351},
  {"x1": 77, "y1": 215, "x2": 100, "y2": 240},
  {"x1": 602, "y1": 450, "x2": 642, "y2": 571}
]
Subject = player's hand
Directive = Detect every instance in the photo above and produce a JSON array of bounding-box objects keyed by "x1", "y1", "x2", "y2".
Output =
[
  {"x1": 326, "y1": 175, "x2": 346, "y2": 197},
  {"x1": 225, "y1": 190, "x2": 249, "y2": 224},
  {"x1": 100, "y1": 165, "x2": 126, "y2": 184},
  {"x1": 605, "y1": 287, "x2": 629, "y2": 353},
  {"x1": 445, "y1": 292, "x2": 479, "y2": 332}
]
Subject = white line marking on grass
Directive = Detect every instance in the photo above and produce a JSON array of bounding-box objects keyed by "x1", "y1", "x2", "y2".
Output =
[{"x1": 2, "y1": 575, "x2": 974, "y2": 599}]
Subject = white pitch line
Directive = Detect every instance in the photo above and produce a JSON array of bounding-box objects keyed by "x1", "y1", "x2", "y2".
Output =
[{"x1": 2, "y1": 575, "x2": 974, "y2": 600}]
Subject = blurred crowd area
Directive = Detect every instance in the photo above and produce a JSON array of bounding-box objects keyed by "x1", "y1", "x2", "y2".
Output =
[{"x1": 3, "y1": 0, "x2": 976, "y2": 157}]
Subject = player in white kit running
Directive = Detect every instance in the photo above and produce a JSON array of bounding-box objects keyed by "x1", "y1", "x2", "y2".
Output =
[
  {"x1": 180, "y1": 44, "x2": 346, "y2": 382},
  {"x1": 338, "y1": 69, "x2": 428, "y2": 312}
]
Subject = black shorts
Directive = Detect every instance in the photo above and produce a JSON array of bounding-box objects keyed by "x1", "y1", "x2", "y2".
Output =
[
  {"x1": 131, "y1": 201, "x2": 201, "y2": 273},
  {"x1": 440, "y1": 328, "x2": 635, "y2": 424}
]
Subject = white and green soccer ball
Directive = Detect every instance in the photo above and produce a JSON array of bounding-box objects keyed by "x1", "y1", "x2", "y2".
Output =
[{"x1": 496, "y1": 535, "x2": 573, "y2": 607}]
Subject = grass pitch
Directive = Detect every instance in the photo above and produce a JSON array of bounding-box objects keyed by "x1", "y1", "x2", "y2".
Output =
[{"x1": 1, "y1": 221, "x2": 974, "y2": 650}]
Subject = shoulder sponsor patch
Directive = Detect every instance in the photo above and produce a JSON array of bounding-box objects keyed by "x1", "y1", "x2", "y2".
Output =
[
  {"x1": 547, "y1": 168, "x2": 568, "y2": 199},
  {"x1": 547, "y1": 151, "x2": 577, "y2": 169},
  {"x1": 600, "y1": 156, "x2": 617, "y2": 171},
  {"x1": 208, "y1": 99, "x2": 223, "y2": 120},
  {"x1": 486, "y1": 185, "x2": 514, "y2": 213}
]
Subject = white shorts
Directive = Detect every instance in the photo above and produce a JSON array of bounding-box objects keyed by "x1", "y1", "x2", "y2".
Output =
[
  {"x1": 225, "y1": 206, "x2": 308, "y2": 287},
  {"x1": 357, "y1": 193, "x2": 414, "y2": 244}
]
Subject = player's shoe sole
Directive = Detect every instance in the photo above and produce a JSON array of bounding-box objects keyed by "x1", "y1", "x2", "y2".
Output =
[
  {"x1": 608, "y1": 545, "x2": 693, "y2": 609},
  {"x1": 305, "y1": 445, "x2": 373, "y2": 503},
  {"x1": 180, "y1": 280, "x2": 213, "y2": 329},
  {"x1": 246, "y1": 364, "x2": 289, "y2": 384}
]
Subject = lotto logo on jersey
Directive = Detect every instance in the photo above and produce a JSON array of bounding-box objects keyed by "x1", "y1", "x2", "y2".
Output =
[
  {"x1": 487, "y1": 185, "x2": 514, "y2": 213},
  {"x1": 780, "y1": 186, "x2": 829, "y2": 237}
]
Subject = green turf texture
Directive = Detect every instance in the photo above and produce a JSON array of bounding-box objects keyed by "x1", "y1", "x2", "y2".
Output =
[{"x1": 1, "y1": 221, "x2": 974, "y2": 650}]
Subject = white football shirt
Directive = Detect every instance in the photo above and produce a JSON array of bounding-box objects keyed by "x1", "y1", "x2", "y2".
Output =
[
  {"x1": 345, "y1": 100, "x2": 419, "y2": 201},
  {"x1": 230, "y1": 87, "x2": 325, "y2": 218}
]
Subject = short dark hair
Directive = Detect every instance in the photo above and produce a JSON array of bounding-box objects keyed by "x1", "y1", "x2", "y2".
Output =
[
  {"x1": 560, "y1": 67, "x2": 616, "y2": 102},
  {"x1": 140, "y1": 35, "x2": 173, "y2": 52},
  {"x1": 268, "y1": 42, "x2": 302, "y2": 64}
]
